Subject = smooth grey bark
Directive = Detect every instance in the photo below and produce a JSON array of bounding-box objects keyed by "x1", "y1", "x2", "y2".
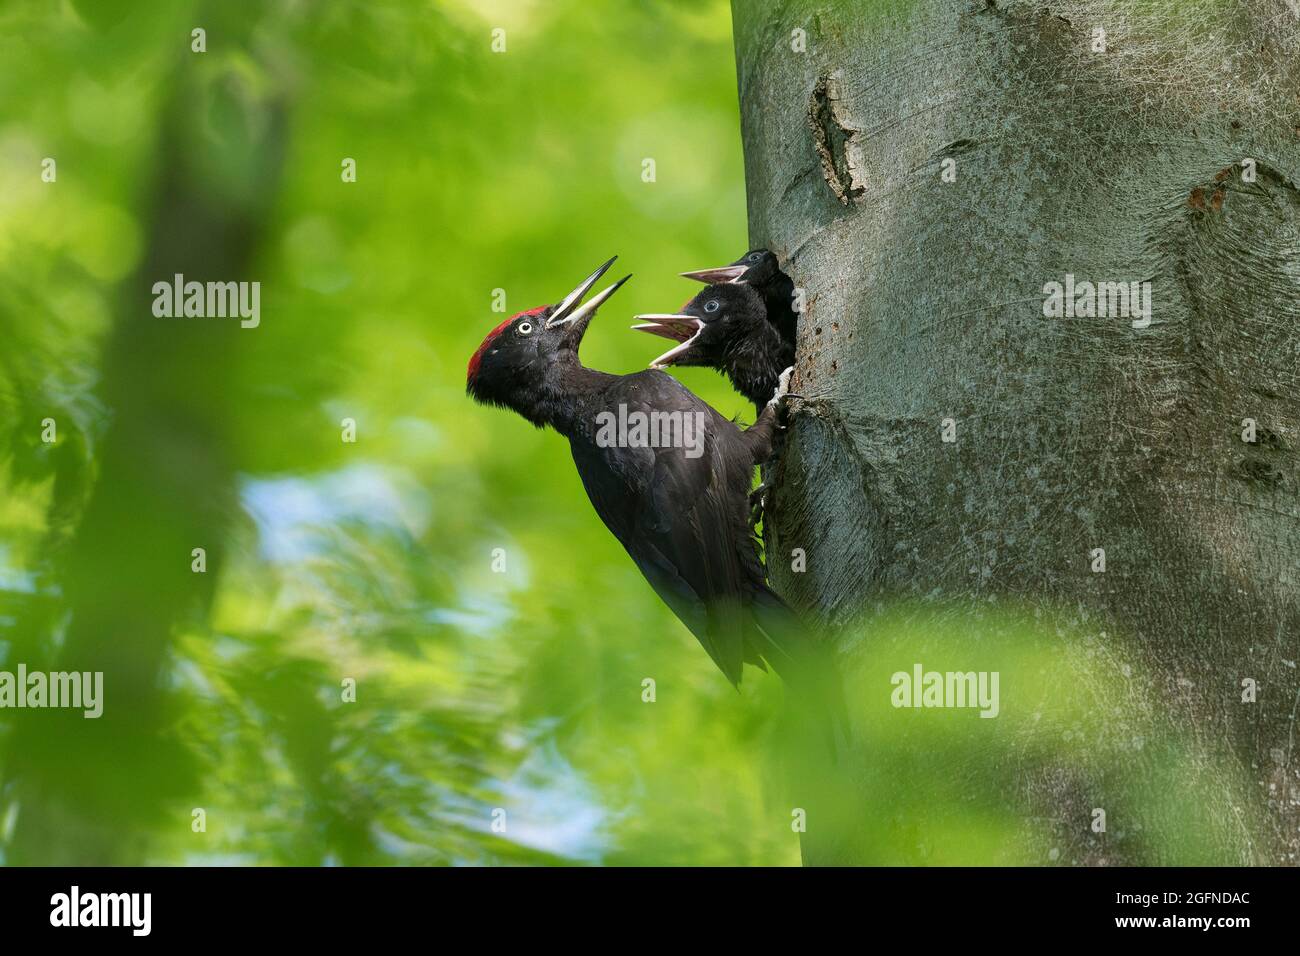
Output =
[{"x1": 733, "y1": 0, "x2": 1300, "y2": 864}]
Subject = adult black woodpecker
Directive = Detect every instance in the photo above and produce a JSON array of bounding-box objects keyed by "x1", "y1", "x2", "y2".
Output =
[
  {"x1": 632, "y1": 280, "x2": 794, "y2": 414},
  {"x1": 466, "y1": 257, "x2": 800, "y2": 687},
  {"x1": 681, "y1": 248, "x2": 797, "y2": 347}
]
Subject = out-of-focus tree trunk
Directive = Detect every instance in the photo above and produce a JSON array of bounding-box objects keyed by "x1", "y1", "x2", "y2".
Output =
[{"x1": 733, "y1": 0, "x2": 1300, "y2": 864}]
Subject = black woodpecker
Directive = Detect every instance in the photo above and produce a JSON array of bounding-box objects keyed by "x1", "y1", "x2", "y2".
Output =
[
  {"x1": 466, "y1": 257, "x2": 803, "y2": 687},
  {"x1": 632, "y1": 280, "x2": 794, "y2": 414},
  {"x1": 681, "y1": 248, "x2": 797, "y2": 347}
]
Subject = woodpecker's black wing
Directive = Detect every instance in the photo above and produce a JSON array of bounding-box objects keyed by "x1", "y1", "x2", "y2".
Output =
[{"x1": 568, "y1": 370, "x2": 775, "y2": 685}]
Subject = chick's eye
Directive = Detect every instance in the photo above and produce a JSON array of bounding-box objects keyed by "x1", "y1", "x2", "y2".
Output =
[
  {"x1": 747, "y1": 253, "x2": 762, "y2": 262},
  {"x1": 517, "y1": 321, "x2": 533, "y2": 335},
  {"x1": 704, "y1": 300, "x2": 720, "y2": 313}
]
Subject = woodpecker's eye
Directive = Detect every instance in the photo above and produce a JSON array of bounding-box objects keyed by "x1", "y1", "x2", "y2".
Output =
[
  {"x1": 747, "y1": 253, "x2": 762, "y2": 262},
  {"x1": 517, "y1": 321, "x2": 533, "y2": 335},
  {"x1": 704, "y1": 300, "x2": 720, "y2": 313}
]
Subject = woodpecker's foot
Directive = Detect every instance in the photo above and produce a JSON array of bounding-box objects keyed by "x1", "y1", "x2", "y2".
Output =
[
  {"x1": 767, "y1": 366, "x2": 795, "y2": 410},
  {"x1": 768, "y1": 366, "x2": 801, "y2": 428},
  {"x1": 749, "y1": 483, "x2": 767, "y2": 529}
]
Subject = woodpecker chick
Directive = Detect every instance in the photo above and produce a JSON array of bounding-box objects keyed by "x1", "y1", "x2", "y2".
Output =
[
  {"x1": 467, "y1": 257, "x2": 799, "y2": 687},
  {"x1": 633, "y1": 281, "x2": 794, "y2": 413},
  {"x1": 681, "y1": 248, "x2": 797, "y2": 347}
]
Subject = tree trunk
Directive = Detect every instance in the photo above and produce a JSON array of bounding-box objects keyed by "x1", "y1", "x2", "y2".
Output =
[{"x1": 733, "y1": 0, "x2": 1300, "y2": 864}]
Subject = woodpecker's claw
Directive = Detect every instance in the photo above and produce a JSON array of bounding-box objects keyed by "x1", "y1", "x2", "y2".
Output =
[
  {"x1": 748, "y1": 483, "x2": 767, "y2": 530},
  {"x1": 680, "y1": 265, "x2": 747, "y2": 284},
  {"x1": 767, "y1": 366, "x2": 795, "y2": 409},
  {"x1": 548, "y1": 256, "x2": 621, "y2": 329}
]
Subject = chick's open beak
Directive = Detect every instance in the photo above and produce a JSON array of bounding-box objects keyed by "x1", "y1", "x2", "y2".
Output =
[
  {"x1": 631, "y1": 313, "x2": 704, "y2": 368},
  {"x1": 679, "y1": 265, "x2": 747, "y2": 284}
]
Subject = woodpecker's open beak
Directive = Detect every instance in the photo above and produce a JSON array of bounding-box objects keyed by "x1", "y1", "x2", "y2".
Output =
[
  {"x1": 632, "y1": 313, "x2": 704, "y2": 368},
  {"x1": 679, "y1": 265, "x2": 747, "y2": 284},
  {"x1": 548, "y1": 257, "x2": 631, "y2": 344}
]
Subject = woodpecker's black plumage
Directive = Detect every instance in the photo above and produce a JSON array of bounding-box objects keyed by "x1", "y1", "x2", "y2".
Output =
[
  {"x1": 681, "y1": 248, "x2": 797, "y2": 347},
  {"x1": 633, "y1": 281, "x2": 794, "y2": 412},
  {"x1": 466, "y1": 258, "x2": 798, "y2": 686}
]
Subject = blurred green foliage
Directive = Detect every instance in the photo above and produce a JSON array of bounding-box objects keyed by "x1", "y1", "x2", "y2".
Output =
[{"x1": 834, "y1": 605, "x2": 1261, "y2": 865}]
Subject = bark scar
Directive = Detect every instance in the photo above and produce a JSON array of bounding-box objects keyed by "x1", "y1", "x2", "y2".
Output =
[{"x1": 809, "y1": 72, "x2": 867, "y2": 205}]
